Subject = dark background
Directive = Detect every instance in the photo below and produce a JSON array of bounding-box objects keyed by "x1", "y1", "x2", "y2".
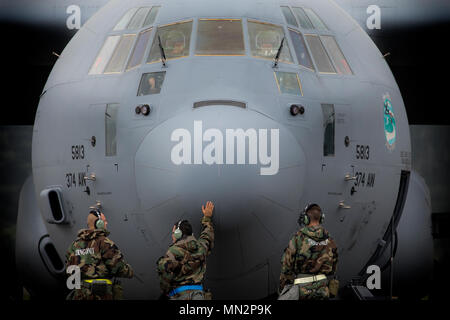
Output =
[{"x1": 0, "y1": 3, "x2": 449, "y2": 301}]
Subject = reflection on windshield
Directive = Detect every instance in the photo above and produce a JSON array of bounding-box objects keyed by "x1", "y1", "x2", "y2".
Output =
[
  {"x1": 289, "y1": 29, "x2": 314, "y2": 70},
  {"x1": 104, "y1": 34, "x2": 136, "y2": 73},
  {"x1": 305, "y1": 34, "x2": 335, "y2": 73},
  {"x1": 196, "y1": 19, "x2": 245, "y2": 55},
  {"x1": 248, "y1": 20, "x2": 292, "y2": 63},
  {"x1": 127, "y1": 28, "x2": 152, "y2": 70},
  {"x1": 320, "y1": 36, "x2": 352, "y2": 75},
  {"x1": 147, "y1": 20, "x2": 193, "y2": 63}
]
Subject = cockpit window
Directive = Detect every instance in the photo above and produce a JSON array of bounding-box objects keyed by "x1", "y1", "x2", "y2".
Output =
[
  {"x1": 289, "y1": 29, "x2": 314, "y2": 70},
  {"x1": 113, "y1": 6, "x2": 160, "y2": 31},
  {"x1": 196, "y1": 19, "x2": 245, "y2": 56},
  {"x1": 114, "y1": 8, "x2": 138, "y2": 31},
  {"x1": 89, "y1": 35, "x2": 120, "y2": 75},
  {"x1": 304, "y1": 34, "x2": 335, "y2": 73},
  {"x1": 137, "y1": 71, "x2": 166, "y2": 96},
  {"x1": 247, "y1": 20, "x2": 293, "y2": 63},
  {"x1": 320, "y1": 36, "x2": 353, "y2": 75},
  {"x1": 291, "y1": 7, "x2": 314, "y2": 29},
  {"x1": 127, "y1": 28, "x2": 152, "y2": 70},
  {"x1": 127, "y1": 7, "x2": 151, "y2": 30},
  {"x1": 303, "y1": 8, "x2": 328, "y2": 31},
  {"x1": 147, "y1": 20, "x2": 193, "y2": 63},
  {"x1": 143, "y1": 6, "x2": 160, "y2": 27},
  {"x1": 280, "y1": 6, "x2": 298, "y2": 27},
  {"x1": 274, "y1": 71, "x2": 303, "y2": 95},
  {"x1": 104, "y1": 34, "x2": 136, "y2": 73}
]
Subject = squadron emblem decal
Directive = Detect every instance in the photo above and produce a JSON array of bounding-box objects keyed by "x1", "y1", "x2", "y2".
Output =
[{"x1": 383, "y1": 93, "x2": 396, "y2": 151}]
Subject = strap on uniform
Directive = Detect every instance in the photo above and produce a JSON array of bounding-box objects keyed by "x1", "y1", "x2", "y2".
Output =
[
  {"x1": 83, "y1": 279, "x2": 113, "y2": 285},
  {"x1": 294, "y1": 274, "x2": 326, "y2": 285},
  {"x1": 169, "y1": 285, "x2": 203, "y2": 297}
]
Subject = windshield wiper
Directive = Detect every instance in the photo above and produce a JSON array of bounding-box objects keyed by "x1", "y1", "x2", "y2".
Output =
[
  {"x1": 273, "y1": 37, "x2": 285, "y2": 68},
  {"x1": 158, "y1": 35, "x2": 167, "y2": 67}
]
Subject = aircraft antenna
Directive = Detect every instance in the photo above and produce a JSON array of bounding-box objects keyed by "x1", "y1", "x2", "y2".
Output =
[{"x1": 272, "y1": 37, "x2": 285, "y2": 68}]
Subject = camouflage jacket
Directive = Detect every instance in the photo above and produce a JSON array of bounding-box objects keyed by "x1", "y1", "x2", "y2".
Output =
[
  {"x1": 66, "y1": 229, "x2": 134, "y2": 280},
  {"x1": 279, "y1": 225, "x2": 338, "y2": 292},
  {"x1": 157, "y1": 216, "x2": 214, "y2": 295}
]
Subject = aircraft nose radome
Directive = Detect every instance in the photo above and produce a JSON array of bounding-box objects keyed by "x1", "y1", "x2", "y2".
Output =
[{"x1": 134, "y1": 106, "x2": 305, "y2": 298}]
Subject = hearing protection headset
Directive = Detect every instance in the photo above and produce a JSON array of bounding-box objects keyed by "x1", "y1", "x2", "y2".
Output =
[
  {"x1": 298, "y1": 203, "x2": 324, "y2": 226},
  {"x1": 173, "y1": 220, "x2": 183, "y2": 240},
  {"x1": 90, "y1": 209, "x2": 105, "y2": 230}
]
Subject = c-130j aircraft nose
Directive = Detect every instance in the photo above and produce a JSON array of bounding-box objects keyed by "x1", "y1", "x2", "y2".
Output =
[{"x1": 133, "y1": 105, "x2": 306, "y2": 297}]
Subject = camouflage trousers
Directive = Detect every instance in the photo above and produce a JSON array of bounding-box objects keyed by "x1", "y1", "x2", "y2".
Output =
[
  {"x1": 298, "y1": 279, "x2": 329, "y2": 300},
  {"x1": 66, "y1": 283, "x2": 114, "y2": 300},
  {"x1": 169, "y1": 290, "x2": 206, "y2": 300},
  {"x1": 279, "y1": 279, "x2": 329, "y2": 300}
]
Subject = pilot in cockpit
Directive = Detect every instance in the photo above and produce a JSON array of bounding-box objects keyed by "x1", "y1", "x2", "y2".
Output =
[
  {"x1": 138, "y1": 74, "x2": 160, "y2": 96},
  {"x1": 164, "y1": 30, "x2": 186, "y2": 58}
]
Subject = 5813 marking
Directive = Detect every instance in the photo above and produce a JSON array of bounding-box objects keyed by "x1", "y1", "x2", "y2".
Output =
[{"x1": 71, "y1": 145, "x2": 85, "y2": 160}]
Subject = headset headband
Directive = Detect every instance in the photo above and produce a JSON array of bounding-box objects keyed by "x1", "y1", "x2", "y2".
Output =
[
  {"x1": 90, "y1": 209, "x2": 101, "y2": 218},
  {"x1": 299, "y1": 203, "x2": 324, "y2": 226}
]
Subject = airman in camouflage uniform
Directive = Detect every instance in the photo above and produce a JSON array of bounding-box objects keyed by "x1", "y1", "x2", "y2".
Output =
[
  {"x1": 157, "y1": 201, "x2": 214, "y2": 300},
  {"x1": 279, "y1": 204, "x2": 338, "y2": 300},
  {"x1": 65, "y1": 209, "x2": 134, "y2": 300}
]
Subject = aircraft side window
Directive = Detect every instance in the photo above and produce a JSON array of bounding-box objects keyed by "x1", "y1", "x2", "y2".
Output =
[
  {"x1": 274, "y1": 71, "x2": 303, "y2": 96},
  {"x1": 280, "y1": 6, "x2": 298, "y2": 27},
  {"x1": 105, "y1": 103, "x2": 119, "y2": 157},
  {"x1": 195, "y1": 19, "x2": 245, "y2": 56},
  {"x1": 143, "y1": 6, "x2": 160, "y2": 27},
  {"x1": 113, "y1": 8, "x2": 139, "y2": 31},
  {"x1": 291, "y1": 7, "x2": 314, "y2": 29},
  {"x1": 305, "y1": 34, "x2": 336, "y2": 73},
  {"x1": 127, "y1": 28, "x2": 152, "y2": 70},
  {"x1": 321, "y1": 104, "x2": 335, "y2": 156},
  {"x1": 127, "y1": 7, "x2": 152, "y2": 30},
  {"x1": 303, "y1": 8, "x2": 328, "y2": 31},
  {"x1": 320, "y1": 36, "x2": 353, "y2": 75},
  {"x1": 137, "y1": 71, "x2": 166, "y2": 96},
  {"x1": 247, "y1": 20, "x2": 293, "y2": 63},
  {"x1": 89, "y1": 35, "x2": 121, "y2": 75},
  {"x1": 104, "y1": 34, "x2": 137, "y2": 73},
  {"x1": 289, "y1": 29, "x2": 314, "y2": 70},
  {"x1": 147, "y1": 20, "x2": 193, "y2": 63}
]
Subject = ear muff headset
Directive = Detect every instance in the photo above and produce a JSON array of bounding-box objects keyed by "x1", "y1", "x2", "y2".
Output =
[
  {"x1": 173, "y1": 220, "x2": 183, "y2": 240},
  {"x1": 90, "y1": 210, "x2": 105, "y2": 230},
  {"x1": 298, "y1": 203, "x2": 324, "y2": 226}
]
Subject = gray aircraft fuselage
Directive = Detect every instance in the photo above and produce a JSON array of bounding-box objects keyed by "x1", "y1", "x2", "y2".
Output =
[{"x1": 24, "y1": 0, "x2": 431, "y2": 299}]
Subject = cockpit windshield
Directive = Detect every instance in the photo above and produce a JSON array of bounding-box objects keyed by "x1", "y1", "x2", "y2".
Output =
[
  {"x1": 195, "y1": 19, "x2": 245, "y2": 56},
  {"x1": 89, "y1": 10, "x2": 352, "y2": 77},
  {"x1": 248, "y1": 20, "x2": 292, "y2": 63},
  {"x1": 147, "y1": 20, "x2": 193, "y2": 63}
]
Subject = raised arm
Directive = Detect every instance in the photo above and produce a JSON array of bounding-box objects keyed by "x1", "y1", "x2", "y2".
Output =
[{"x1": 198, "y1": 201, "x2": 214, "y2": 254}]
